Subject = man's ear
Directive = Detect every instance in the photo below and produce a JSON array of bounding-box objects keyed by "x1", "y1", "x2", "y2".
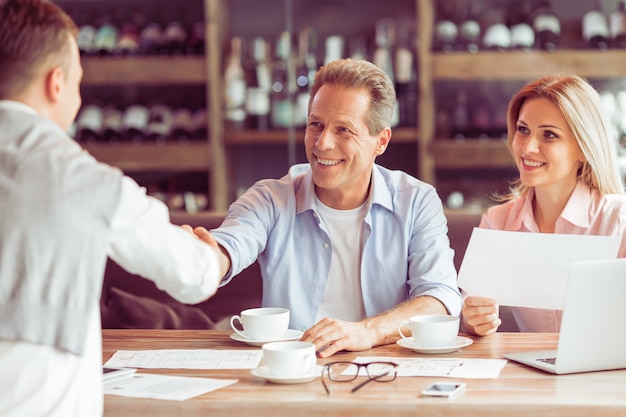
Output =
[
  {"x1": 45, "y1": 66, "x2": 64, "y2": 103},
  {"x1": 375, "y1": 127, "x2": 392, "y2": 156}
]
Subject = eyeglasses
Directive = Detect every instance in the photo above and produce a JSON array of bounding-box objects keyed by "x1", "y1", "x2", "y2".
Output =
[{"x1": 321, "y1": 361, "x2": 398, "y2": 394}]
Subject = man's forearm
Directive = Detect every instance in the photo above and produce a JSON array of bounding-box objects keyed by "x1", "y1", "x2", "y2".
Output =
[{"x1": 363, "y1": 295, "x2": 448, "y2": 346}]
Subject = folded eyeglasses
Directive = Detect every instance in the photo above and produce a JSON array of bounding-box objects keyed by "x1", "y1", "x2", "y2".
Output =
[{"x1": 321, "y1": 361, "x2": 398, "y2": 394}]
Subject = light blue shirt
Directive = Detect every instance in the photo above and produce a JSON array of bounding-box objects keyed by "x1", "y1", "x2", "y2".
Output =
[{"x1": 212, "y1": 163, "x2": 462, "y2": 331}]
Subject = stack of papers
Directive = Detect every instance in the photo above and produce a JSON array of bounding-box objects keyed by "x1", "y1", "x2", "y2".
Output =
[{"x1": 103, "y1": 349, "x2": 262, "y2": 401}]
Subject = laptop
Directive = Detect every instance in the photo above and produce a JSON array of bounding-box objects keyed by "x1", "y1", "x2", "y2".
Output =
[{"x1": 504, "y1": 258, "x2": 626, "y2": 374}]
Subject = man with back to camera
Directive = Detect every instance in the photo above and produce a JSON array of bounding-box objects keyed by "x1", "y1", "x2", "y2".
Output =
[
  {"x1": 0, "y1": 1, "x2": 222, "y2": 415},
  {"x1": 186, "y1": 58, "x2": 462, "y2": 357}
]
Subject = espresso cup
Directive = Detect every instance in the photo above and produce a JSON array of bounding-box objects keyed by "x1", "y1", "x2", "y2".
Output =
[
  {"x1": 262, "y1": 341, "x2": 317, "y2": 378},
  {"x1": 230, "y1": 307, "x2": 289, "y2": 341},
  {"x1": 398, "y1": 314, "x2": 460, "y2": 348}
]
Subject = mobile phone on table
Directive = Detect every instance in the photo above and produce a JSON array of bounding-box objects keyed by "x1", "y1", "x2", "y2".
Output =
[{"x1": 421, "y1": 382, "x2": 466, "y2": 398}]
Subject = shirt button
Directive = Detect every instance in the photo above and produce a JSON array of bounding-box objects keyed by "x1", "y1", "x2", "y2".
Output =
[{"x1": 323, "y1": 243, "x2": 329, "y2": 249}]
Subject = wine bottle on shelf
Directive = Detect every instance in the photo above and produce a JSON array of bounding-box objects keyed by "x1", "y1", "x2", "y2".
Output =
[
  {"x1": 75, "y1": 104, "x2": 103, "y2": 143},
  {"x1": 121, "y1": 104, "x2": 149, "y2": 144},
  {"x1": 77, "y1": 23, "x2": 96, "y2": 56},
  {"x1": 610, "y1": 0, "x2": 626, "y2": 48},
  {"x1": 146, "y1": 104, "x2": 173, "y2": 145},
  {"x1": 492, "y1": 83, "x2": 511, "y2": 139},
  {"x1": 433, "y1": 18, "x2": 458, "y2": 52},
  {"x1": 306, "y1": 27, "x2": 321, "y2": 84},
  {"x1": 191, "y1": 107, "x2": 208, "y2": 140},
  {"x1": 373, "y1": 18, "x2": 399, "y2": 127},
  {"x1": 434, "y1": 96, "x2": 451, "y2": 139},
  {"x1": 162, "y1": 21, "x2": 188, "y2": 56},
  {"x1": 532, "y1": 2, "x2": 561, "y2": 51},
  {"x1": 457, "y1": 2, "x2": 482, "y2": 52},
  {"x1": 294, "y1": 28, "x2": 315, "y2": 128},
  {"x1": 114, "y1": 22, "x2": 140, "y2": 57},
  {"x1": 72, "y1": 7, "x2": 97, "y2": 57},
  {"x1": 186, "y1": 21, "x2": 206, "y2": 55},
  {"x1": 324, "y1": 35, "x2": 344, "y2": 65},
  {"x1": 270, "y1": 31, "x2": 292, "y2": 130},
  {"x1": 101, "y1": 106, "x2": 123, "y2": 143},
  {"x1": 510, "y1": 22, "x2": 535, "y2": 50},
  {"x1": 395, "y1": 21, "x2": 418, "y2": 127},
  {"x1": 433, "y1": 0, "x2": 458, "y2": 52},
  {"x1": 244, "y1": 36, "x2": 271, "y2": 131},
  {"x1": 139, "y1": 22, "x2": 163, "y2": 56},
  {"x1": 583, "y1": 4, "x2": 610, "y2": 50},
  {"x1": 348, "y1": 35, "x2": 368, "y2": 61},
  {"x1": 450, "y1": 89, "x2": 470, "y2": 140},
  {"x1": 508, "y1": 0, "x2": 535, "y2": 50},
  {"x1": 93, "y1": 7, "x2": 122, "y2": 57},
  {"x1": 224, "y1": 36, "x2": 247, "y2": 130},
  {"x1": 469, "y1": 84, "x2": 494, "y2": 139},
  {"x1": 92, "y1": 20, "x2": 118, "y2": 56},
  {"x1": 482, "y1": 8, "x2": 512, "y2": 51},
  {"x1": 170, "y1": 107, "x2": 194, "y2": 142}
]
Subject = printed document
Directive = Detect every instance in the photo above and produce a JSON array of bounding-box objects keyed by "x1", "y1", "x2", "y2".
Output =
[
  {"x1": 457, "y1": 228, "x2": 619, "y2": 309},
  {"x1": 104, "y1": 349, "x2": 263, "y2": 369}
]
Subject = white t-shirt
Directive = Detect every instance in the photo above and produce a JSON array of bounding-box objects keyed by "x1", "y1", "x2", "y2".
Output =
[{"x1": 314, "y1": 198, "x2": 368, "y2": 322}]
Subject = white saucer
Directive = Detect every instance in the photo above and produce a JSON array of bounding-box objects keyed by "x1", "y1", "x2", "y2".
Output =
[
  {"x1": 230, "y1": 329, "x2": 304, "y2": 347},
  {"x1": 251, "y1": 365, "x2": 322, "y2": 384},
  {"x1": 397, "y1": 336, "x2": 473, "y2": 354}
]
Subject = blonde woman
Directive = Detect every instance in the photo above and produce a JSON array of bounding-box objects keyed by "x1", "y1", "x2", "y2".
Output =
[{"x1": 462, "y1": 75, "x2": 626, "y2": 336}]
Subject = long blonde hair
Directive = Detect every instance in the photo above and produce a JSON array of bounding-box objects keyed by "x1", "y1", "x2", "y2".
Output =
[{"x1": 499, "y1": 75, "x2": 625, "y2": 200}]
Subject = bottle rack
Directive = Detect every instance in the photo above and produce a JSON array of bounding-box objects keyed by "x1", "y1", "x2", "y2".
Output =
[
  {"x1": 56, "y1": 0, "x2": 228, "y2": 212},
  {"x1": 57, "y1": 0, "x2": 626, "y2": 212},
  {"x1": 418, "y1": 0, "x2": 626, "y2": 209}
]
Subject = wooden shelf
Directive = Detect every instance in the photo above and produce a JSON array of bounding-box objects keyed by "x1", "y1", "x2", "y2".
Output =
[
  {"x1": 82, "y1": 56, "x2": 206, "y2": 85},
  {"x1": 82, "y1": 142, "x2": 211, "y2": 172},
  {"x1": 430, "y1": 140, "x2": 514, "y2": 169},
  {"x1": 432, "y1": 50, "x2": 626, "y2": 81},
  {"x1": 223, "y1": 127, "x2": 419, "y2": 145}
]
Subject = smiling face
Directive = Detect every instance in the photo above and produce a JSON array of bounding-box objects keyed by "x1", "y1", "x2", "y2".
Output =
[
  {"x1": 304, "y1": 84, "x2": 390, "y2": 209},
  {"x1": 512, "y1": 97, "x2": 584, "y2": 196}
]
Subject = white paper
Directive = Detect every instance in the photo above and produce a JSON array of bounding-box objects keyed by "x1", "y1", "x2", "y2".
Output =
[
  {"x1": 103, "y1": 373, "x2": 237, "y2": 401},
  {"x1": 457, "y1": 228, "x2": 620, "y2": 309},
  {"x1": 104, "y1": 349, "x2": 262, "y2": 369},
  {"x1": 352, "y1": 356, "x2": 507, "y2": 379}
]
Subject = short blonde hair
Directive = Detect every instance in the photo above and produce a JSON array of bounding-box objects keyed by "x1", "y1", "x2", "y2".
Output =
[{"x1": 502, "y1": 74, "x2": 625, "y2": 199}]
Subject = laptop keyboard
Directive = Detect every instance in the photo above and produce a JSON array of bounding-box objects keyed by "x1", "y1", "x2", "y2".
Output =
[{"x1": 538, "y1": 357, "x2": 556, "y2": 365}]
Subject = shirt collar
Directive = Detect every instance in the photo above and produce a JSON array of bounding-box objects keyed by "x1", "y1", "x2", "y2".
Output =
[
  {"x1": 515, "y1": 189, "x2": 536, "y2": 231},
  {"x1": 560, "y1": 181, "x2": 591, "y2": 228},
  {"x1": 294, "y1": 164, "x2": 393, "y2": 215},
  {"x1": 512, "y1": 181, "x2": 591, "y2": 231},
  {"x1": 0, "y1": 100, "x2": 37, "y2": 115}
]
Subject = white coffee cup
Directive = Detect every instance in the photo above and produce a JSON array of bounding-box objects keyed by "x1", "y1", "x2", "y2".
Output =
[
  {"x1": 230, "y1": 307, "x2": 289, "y2": 341},
  {"x1": 398, "y1": 314, "x2": 460, "y2": 348},
  {"x1": 262, "y1": 341, "x2": 317, "y2": 378}
]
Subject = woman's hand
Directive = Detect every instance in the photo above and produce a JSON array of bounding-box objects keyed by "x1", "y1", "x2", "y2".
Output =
[{"x1": 462, "y1": 296, "x2": 501, "y2": 336}]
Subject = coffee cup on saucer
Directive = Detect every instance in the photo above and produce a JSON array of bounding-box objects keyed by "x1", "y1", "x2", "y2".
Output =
[
  {"x1": 230, "y1": 307, "x2": 289, "y2": 341},
  {"x1": 398, "y1": 314, "x2": 460, "y2": 348},
  {"x1": 262, "y1": 341, "x2": 317, "y2": 378}
]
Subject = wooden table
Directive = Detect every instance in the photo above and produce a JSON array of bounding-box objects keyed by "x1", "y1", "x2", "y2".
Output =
[{"x1": 102, "y1": 330, "x2": 626, "y2": 417}]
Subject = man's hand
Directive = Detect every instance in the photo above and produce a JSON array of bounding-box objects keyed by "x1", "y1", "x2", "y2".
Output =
[
  {"x1": 181, "y1": 225, "x2": 219, "y2": 247},
  {"x1": 461, "y1": 296, "x2": 501, "y2": 336},
  {"x1": 181, "y1": 225, "x2": 230, "y2": 279},
  {"x1": 300, "y1": 317, "x2": 379, "y2": 358}
]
